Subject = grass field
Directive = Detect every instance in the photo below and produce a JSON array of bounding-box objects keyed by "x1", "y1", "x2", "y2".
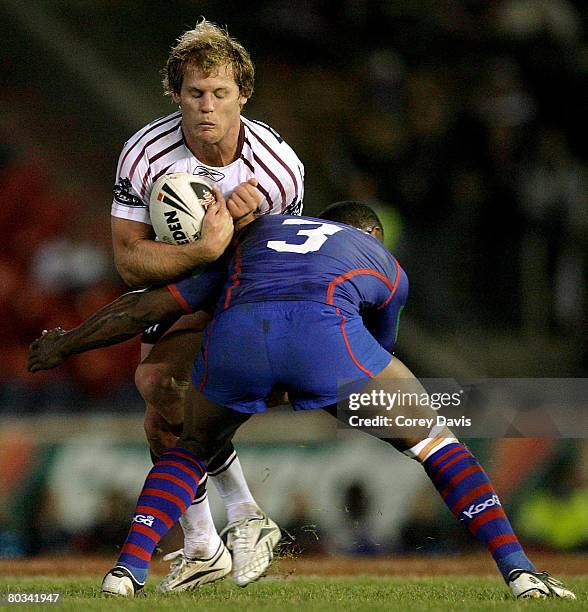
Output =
[
  {"x1": 1, "y1": 576, "x2": 586, "y2": 611},
  {"x1": 1, "y1": 556, "x2": 586, "y2": 611}
]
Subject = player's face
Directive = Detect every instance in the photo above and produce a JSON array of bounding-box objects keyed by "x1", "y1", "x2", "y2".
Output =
[{"x1": 174, "y1": 63, "x2": 248, "y2": 156}]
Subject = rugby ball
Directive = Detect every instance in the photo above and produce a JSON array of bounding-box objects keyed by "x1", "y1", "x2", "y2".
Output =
[{"x1": 149, "y1": 173, "x2": 215, "y2": 244}]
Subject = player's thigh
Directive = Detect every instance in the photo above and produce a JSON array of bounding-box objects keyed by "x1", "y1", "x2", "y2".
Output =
[
  {"x1": 181, "y1": 384, "x2": 250, "y2": 463},
  {"x1": 193, "y1": 307, "x2": 274, "y2": 413},
  {"x1": 137, "y1": 329, "x2": 203, "y2": 423},
  {"x1": 284, "y1": 306, "x2": 391, "y2": 409},
  {"x1": 323, "y1": 357, "x2": 453, "y2": 449},
  {"x1": 140, "y1": 329, "x2": 202, "y2": 378},
  {"x1": 368, "y1": 357, "x2": 453, "y2": 446},
  {"x1": 140, "y1": 312, "x2": 210, "y2": 370}
]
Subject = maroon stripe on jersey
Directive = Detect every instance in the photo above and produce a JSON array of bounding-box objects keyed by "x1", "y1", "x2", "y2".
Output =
[
  {"x1": 120, "y1": 112, "x2": 181, "y2": 170},
  {"x1": 128, "y1": 123, "x2": 182, "y2": 180},
  {"x1": 244, "y1": 136, "x2": 285, "y2": 210},
  {"x1": 256, "y1": 182, "x2": 273, "y2": 212},
  {"x1": 240, "y1": 155, "x2": 254, "y2": 173},
  {"x1": 150, "y1": 138, "x2": 184, "y2": 164},
  {"x1": 253, "y1": 151, "x2": 286, "y2": 209},
  {"x1": 152, "y1": 163, "x2": 174, "y2": 184},
  {"x1": 139, "y1": 165, "x2": 152, "y2": 200},
  {"x1": 247, "y1": 124, "x2": 300, "y2": 201},
  {"x1": 135, "y1": 140, "x2": 183, "y2": 200},
  {"x1": 235, "y1": 121, "x2": 245, "y2": 158}
]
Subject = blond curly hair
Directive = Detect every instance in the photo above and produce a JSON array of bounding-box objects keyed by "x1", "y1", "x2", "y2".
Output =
[{"x1": 162, "y1": 19, "x2": 254, "y2": 98}]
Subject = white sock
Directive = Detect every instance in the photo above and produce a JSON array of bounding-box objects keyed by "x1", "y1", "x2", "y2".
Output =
[
  {"x1": 209, "y1": 456, "x2": 262, "y2": 523},
  {"x1": 403, "y1": 432, "x2": 458, "y2": 462},
  {"x1": 179, "y1": 485, "x2": 222, "y2": 559}
]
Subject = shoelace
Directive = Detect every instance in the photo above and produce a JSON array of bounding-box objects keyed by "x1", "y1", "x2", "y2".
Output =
[
  {"x1": 538, "y1": 573, "x2": 558, "y2": 584},
  {"x1": 230, "y1": 524, "x2": 255, "y2": 555},
  {"x1": 162, "y1": 549, "x2": 185, "y2": 563},
  {"x1": 219, "y1": 518, "x2": 248, "y2": 539},
  {"x1": 537, "y1": 573, "x2": 566, "y2": 592},
  {"x1": 160, "y1": 550, "x2": 185, "y2": 584}
]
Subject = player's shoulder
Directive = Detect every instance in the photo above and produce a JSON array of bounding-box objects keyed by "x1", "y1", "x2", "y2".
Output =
[
  {"x1": 241, "y1": 116, "x2": 303, "y2": 165},
  {"x1": 254, "y1": 214, "x2": 370, "y2": 241},
  {"x1": 120, "y1": 111, "x2": 182, "y2": 156}
]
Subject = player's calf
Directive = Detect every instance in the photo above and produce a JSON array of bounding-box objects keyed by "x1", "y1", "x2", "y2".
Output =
[
  {"x1": 403, "y1": 436, "x2": 538, "y2": 585},
  {"x1": 143, "y1": 406, "x2": 182, "y2": 456},
  {"x1": 110, "y1": 448, "x2": 206, "y2": 591}
]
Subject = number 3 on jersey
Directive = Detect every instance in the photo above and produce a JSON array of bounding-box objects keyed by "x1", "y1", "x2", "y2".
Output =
[{"x1": 267, "y1": 219, "x2": 343, "y2": 254}]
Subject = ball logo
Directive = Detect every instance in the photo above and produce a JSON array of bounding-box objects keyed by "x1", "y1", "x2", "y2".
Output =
[
  {"x1": 462, "y1": 495, "x2": 501, "y2": 519},
  {"x1": 133, "y1": 513, "x2": 155, "y2": 527},
  {"x1": 163, "y1": 210, "x2": 192, "y2": 244}
]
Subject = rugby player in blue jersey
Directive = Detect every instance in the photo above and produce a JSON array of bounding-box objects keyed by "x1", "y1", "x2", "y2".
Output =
[{"x1": 29, "y1": 199, "x2": 575, "y2": 601}]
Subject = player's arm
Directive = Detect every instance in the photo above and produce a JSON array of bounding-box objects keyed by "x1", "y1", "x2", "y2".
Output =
[
  {"x1": 28, "y1": 288, "x2": 183, "y2": 372},
  {"x1": 28, "y1": 257, "x2": 228, "y2": 372},
  {"x1": 113, "y1": 195, "x2": 234, "y2": 288}
]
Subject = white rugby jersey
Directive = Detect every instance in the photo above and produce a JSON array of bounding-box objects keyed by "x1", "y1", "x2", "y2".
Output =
[{"x1": 112, "y1": 112, "x2": 304, "y2": 225}]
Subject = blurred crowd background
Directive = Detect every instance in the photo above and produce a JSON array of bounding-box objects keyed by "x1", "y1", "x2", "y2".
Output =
[{"x1": 1, "y1": 0, "x2": 587, "y2": 559}]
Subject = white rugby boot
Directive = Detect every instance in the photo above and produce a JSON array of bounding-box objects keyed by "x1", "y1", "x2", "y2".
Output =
[
  {"x1": 508, "y1": 569, "x2": 576, "y2": 599},
  {"x1": 101, "y1": 566, "x2": 145, "y2": 597},
  {"x1": 156, "y1": 541, "x2": 232, "y2": 592},
  {"x1": 221, "y1": 514, "x2": 281, "y2": 587}
]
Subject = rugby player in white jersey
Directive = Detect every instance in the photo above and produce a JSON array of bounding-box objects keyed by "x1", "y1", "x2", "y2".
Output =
[{"x1": 110, "y1": 19, "x2": 304, "y2": 591}]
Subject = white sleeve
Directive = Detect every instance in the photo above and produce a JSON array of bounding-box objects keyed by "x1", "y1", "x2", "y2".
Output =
[
  {"x1": 282, "y1": 157, "x2": 304, "y2": 216},
  {"x1": 111, "y1": 140, "x2": 152, "y2": 225},
  {"x1": 269, "y1": 142, "x2": 305, "y2": 216},
  {"x1": 243, "y1": 117, "x2": 305, "y2": 216}
]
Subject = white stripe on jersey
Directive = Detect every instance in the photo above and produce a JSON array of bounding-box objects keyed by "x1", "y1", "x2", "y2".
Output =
[{"x1": 112, "y1": 112, "x2": 304, "y2": 225}]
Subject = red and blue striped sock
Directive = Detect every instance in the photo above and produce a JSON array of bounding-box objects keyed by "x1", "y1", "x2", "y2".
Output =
[
  {"x1": 116, "y1": 448, "x2": 205, "y2": 584},
  {"x1": 422, "y1": 442, "x2": 535, "y2": 581}
]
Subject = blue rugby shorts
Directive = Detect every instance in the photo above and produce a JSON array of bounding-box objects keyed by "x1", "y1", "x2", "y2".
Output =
[{"x1": 192, "y1": 301, "x2": 397, "y2": 413}]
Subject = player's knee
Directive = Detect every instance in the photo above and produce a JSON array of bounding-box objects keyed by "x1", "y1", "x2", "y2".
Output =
[{"x1": 135, "y1": 363, "x2": 177, "y2": 404}]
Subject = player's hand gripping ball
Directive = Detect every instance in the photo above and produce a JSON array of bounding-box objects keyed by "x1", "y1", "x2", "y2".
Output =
[{"x1": 149, "y1": 172, "x2": 216, "y2": 244}]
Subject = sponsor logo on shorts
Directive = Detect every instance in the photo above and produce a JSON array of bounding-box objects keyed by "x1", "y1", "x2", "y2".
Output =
[
  {"x1": 194, "y1": 166, "x2": 225, "y2": 181},
  {"x1": 462, "y1": 494, "x2": 501, "y2": 519},
  {"x1": 133, "y1": 513, "x2": 155, "y2": 527}
]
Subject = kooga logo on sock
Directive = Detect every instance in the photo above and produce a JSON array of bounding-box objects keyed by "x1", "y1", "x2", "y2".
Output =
[
  {"x1": 462, "y1": 495, "x2": 501, "y2": 519},
  {"x1": 133, "y1": 514, "x2": 155, "y2": 527}
]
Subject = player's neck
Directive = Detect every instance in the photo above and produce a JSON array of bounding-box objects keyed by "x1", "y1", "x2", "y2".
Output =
[{"x1": 185, "y1": 122, "x2": 241, "y2": 168}]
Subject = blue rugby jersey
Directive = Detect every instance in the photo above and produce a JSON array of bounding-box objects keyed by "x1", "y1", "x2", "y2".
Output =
[{"x1": 168, "y1": 215, "x2": 408, "y2": 352}]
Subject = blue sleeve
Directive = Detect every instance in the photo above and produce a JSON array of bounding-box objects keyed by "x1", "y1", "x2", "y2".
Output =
[
  {"x1": 363, "y1": 302, "x2": 403, "y2": 353},
  {"x1": 167, "y1": 261, "x2": 227, "y2": 314},
  {"x1": 363, "y1": 265, "x2": 409, "y2": 353}
]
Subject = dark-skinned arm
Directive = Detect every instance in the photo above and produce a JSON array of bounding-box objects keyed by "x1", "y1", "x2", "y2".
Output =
[{"x1": 28, "y1": 287, "x2": 182, "y2": 372}]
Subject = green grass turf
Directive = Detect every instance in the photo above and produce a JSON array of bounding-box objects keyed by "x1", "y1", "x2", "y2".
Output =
[{"x1": 0, "y1": 576, "x2": 585, "y2": 611}]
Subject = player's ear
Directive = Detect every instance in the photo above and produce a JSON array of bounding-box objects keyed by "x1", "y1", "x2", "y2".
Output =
[
  {"x1": 239, "y1": 95, "x2": 248, "y2": 108},
  {"x1": 371, "y1": 227, "x2": 384, "y2": 243},
  {"x1": 172, "y1": 91, "x2": 181, "y2": 106}
]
